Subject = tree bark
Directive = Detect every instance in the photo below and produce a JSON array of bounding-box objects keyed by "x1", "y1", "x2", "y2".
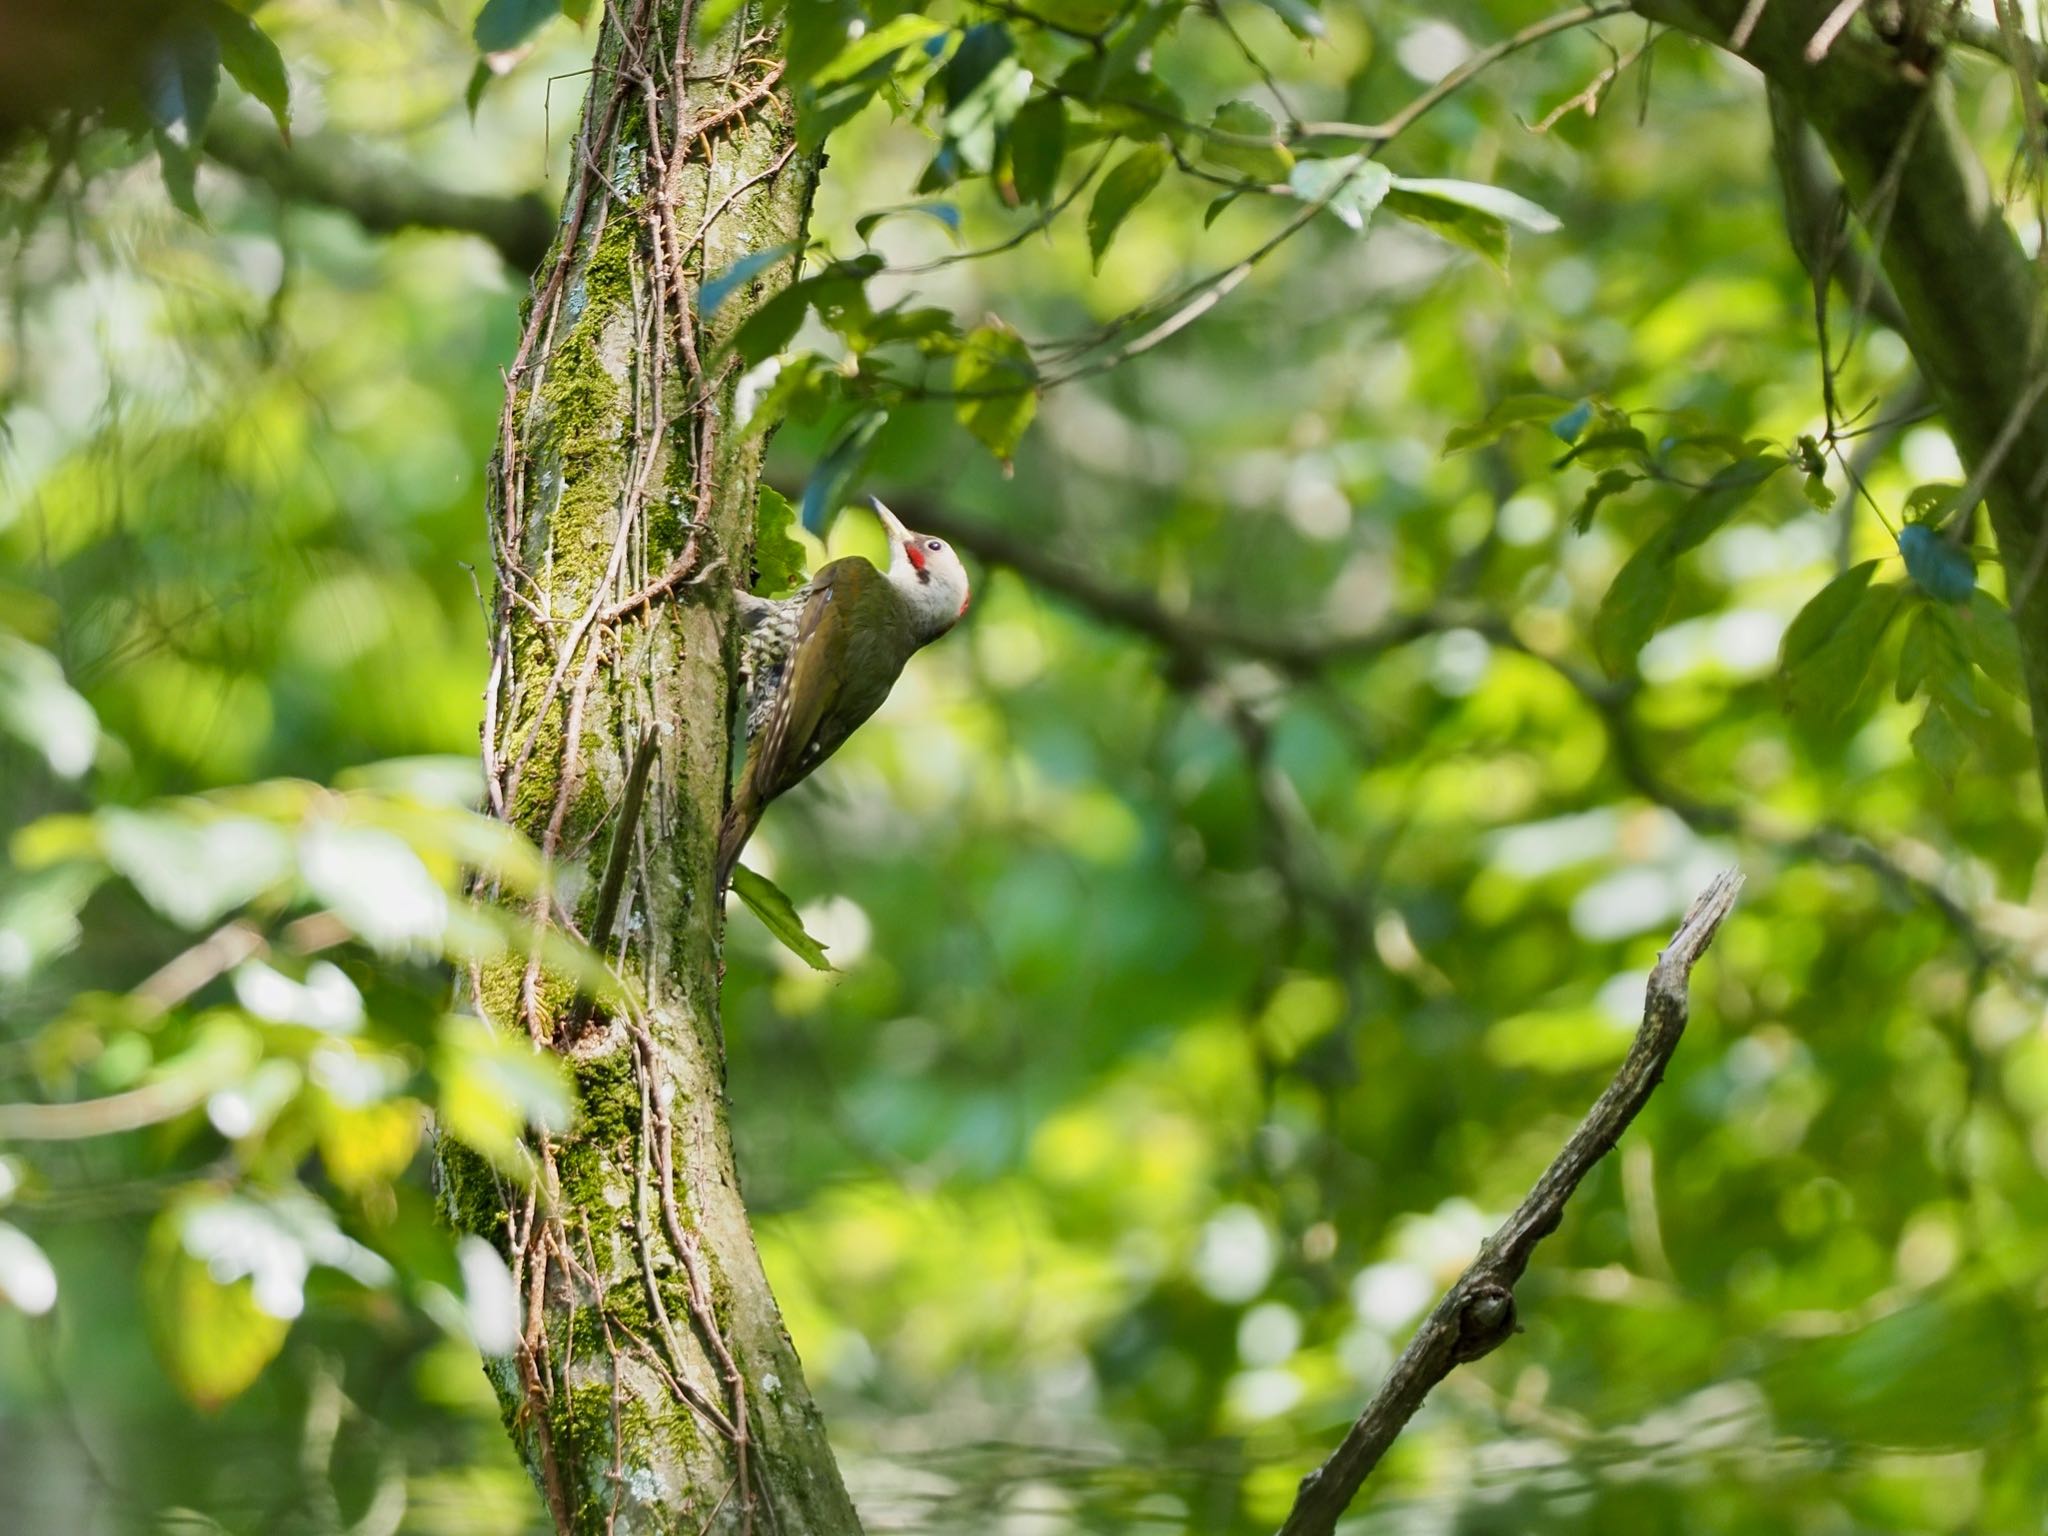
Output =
[
  {"x1": 1634, "y1": 0, "x2": 2048, "y2": 812},
  {"x1": 436, "y1": 3, "x2": 862, "y2": 1532}
]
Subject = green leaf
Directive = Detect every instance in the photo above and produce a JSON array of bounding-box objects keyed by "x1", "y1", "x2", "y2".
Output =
[
  {"x1": 1961, "y1": 590, "x2": 2023, "y2": 696},
  {"x1": 1288, "y1": 154, "x2": 1395, "y2": 232},
  {"x1": 1251, "y1": 0, "x2": 1326, "y2": 37},
  {"x1": 1007, "y1": 94, "x2": 1067, "y2": 206},
  {"x1": 941, "y1": 22, "x2": 1014, "y2": 104},
  {"x1": 1911, "y1": 701, "x2": 1970, "y2": 785},
  {"x1": 741, "y1": 353, "x2": 842, "y2": 440},
  {"x1": 701, "y1": 243, "x2": 803, "y2": 324},
  {"x1": 853, "y1": 305, "x2": 963, "y2": 354},
  {"x1": 1385, "y1": 187, "x2": 1508, "y2": 269},
  {"x1": 208, "y1": 5, "x2": 291, "y2": 140},
  {"x1": 933, "y1": 23, "x2": 1031, "y2": 176},
  {"x1": 153, "y1": 131, "x2": 202, "y2": 219},
  {"x1": 799, "y1": 12, "x2": 946, "y2": 150},
  {"x1": 730, "y1": 281, "x2": 814, "y2": 367},
  {"x1": 954, "y1": 321, "x2": 1038, "y2": 464},
  {"x1": 800, "y1": 409, "x2": 889, "y2": 534},
  {"x1": 1387, "y1": 176, "x2": 1561, "y2": 233},
  {"x1": 692, "y1": 0, "x2": 748, "y2": 46},
  {"x1": 813, "y1": 12, "x2": 948, "y2": 89},
  {"x1": 1779, "y1": 560, "x2": 1905, "y2": 725},
  {"x1": 1903, "y1": 482, "x2": 1963, "y2": 525},
  {"x1": 1088, "y1": 143, "x2": 1170, "y2": 268},
  {"x1": 0, "y1": 634, "x2": 100, "y2": 779},
  {"x1": 1204, "y1": 101, "x2": 1292, "y2": 182},
  {"x1": 785, "y1": 0, "x2": 864, "y2": 86},
  {"x1": 473, "y1": 0, "x2": 560, "y2": 52},
  {"x1": 1761, "y1": 1293, "x2": 2031, "y2": 1449},
  {"x1": 1894, "y1": 603, "x2": 1977, "y2": 713},
  {"x1": 729, "y1": 866, "x2": 835, "y2": 971},
  {"x1": 1592, "y1": 460, "x2": 1784, "y2": 675},
  {"x1": 1667, "y1": 455, "x2": 1785, "y2": 556},
  {"x1": 100, "y1": 809, "x2": 291, "y2": 929},
  {"x1": 438, "y1": 1016, "x2": 574, "y2": 1170},
  {"x1": 854, "y1": 203, "x2": 962, "y2": 246},
  {"x1": 146, "y1": 1206, "x2": 289, "y2": 1408},
  {"x1": 752, "y1": 487, "x2": 808, "y2": 598},
  {"x1": 1592, "y1": 536, "x2": 1678, "y2": 676},
  {"x1": 1444, "y1": 394, "x2": 1577, "y2": 454},
  {"x1": 1554, "y1": 426, "x2": 1651, "y2": 470},
  {"x1": 1385, "y1": 177, "x2": 1559, "y2": 270},
  {"x1": 1204, "y1": 191, "x2": 1241, "y2": 228},
  {"x1": 1572, "y1": 469, "x2": 1640, "y2": 534},
  {"x1": 1025, "y1": 0, "x2": 1124, "y2": 30}
]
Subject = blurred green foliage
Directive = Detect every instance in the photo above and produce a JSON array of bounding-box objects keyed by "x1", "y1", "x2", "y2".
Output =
[{"x1": 3, "y1": 1, "x2": 2048, "y2": 1533}]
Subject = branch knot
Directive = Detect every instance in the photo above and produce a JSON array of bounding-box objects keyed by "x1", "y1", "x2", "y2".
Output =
[{"x1": 1449, "y1": 1279, "x2": 1518, "y2": 1362}]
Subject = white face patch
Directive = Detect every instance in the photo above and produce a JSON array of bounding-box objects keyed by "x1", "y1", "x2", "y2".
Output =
[{"x1": 886, "y1": 533, "x2": 970, "y2": 642}]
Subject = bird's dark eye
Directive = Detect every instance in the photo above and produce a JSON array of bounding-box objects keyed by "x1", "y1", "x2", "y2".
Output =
[{"x1": 926, "y1": 540, "x2": 942, "y2": 552}]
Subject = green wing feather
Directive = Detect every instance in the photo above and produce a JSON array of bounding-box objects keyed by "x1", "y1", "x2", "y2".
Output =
[{"x1": 717, "y1": 558, "x2": 913, "y2": 887}]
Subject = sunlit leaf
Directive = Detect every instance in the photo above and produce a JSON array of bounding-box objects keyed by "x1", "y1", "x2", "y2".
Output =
[
  {"x1": 1204, "y1": 101, "x2": 1292, "y2": 182},
  {"x1": 457, "y1": 1235, "x2": 521, "y2": 1356},
  {"x1": 0, "y1": 635, "x2": 100, "y2": 779},
  {"x1": 438, "y1": 1016, "x2": 574, "y2": 1169},
  {"x1": 232, "y1": 959, "x2": 365, "y2": 1033},
  {"x1": 102, "y1": 809, "x2": 292, "y2": 930},
  {"x1": 1388, "y1": 176, "x2": 1561, "y2": 232},
  {"x1": 729, "y1": 865, "x2": 835, "y2": 971},
  {"x1": 938, "y1": 26, "x2": 1032, "y2": 176},
  {"x1": 953, "y1": 320, "x2": 1038, "y2": 464},
  {"x1": 319, "y1": 1100, "x2": 427, "y2": 1193},
  {"x1": 1288, "y1": 155, "x2": 1395, "y2": 232},
  {"x1": 0, "y1": 863, "x2": 105, "y2": 984},
  {"x1": 298, "y1": 821, "x2": 447, "y2": 953},
  {"x1": 0, "y1": 1222, "x2": 56, "y2": 1316}
]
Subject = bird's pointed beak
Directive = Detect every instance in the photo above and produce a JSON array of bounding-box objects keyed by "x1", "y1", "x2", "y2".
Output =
[{"x1": 869, "y1": 496, "x2": 912, "y2": 544}]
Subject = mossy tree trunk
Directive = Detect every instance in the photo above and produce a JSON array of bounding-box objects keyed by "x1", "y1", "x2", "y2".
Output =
[
  {"x1": 438, "y1": 2, "x2": 862, "y2": 1532},
  {"x1": 1636, "y1": 0, "x2": 2048, "y2": 812}
]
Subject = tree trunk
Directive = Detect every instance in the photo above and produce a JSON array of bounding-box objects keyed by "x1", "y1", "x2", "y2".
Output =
[
  {"x1": 436, "y1": 2, "x2": 862, "y2": 1531},
  {"x1": 1636, "y1": 0, "x2": 2048, "y2": 812}
]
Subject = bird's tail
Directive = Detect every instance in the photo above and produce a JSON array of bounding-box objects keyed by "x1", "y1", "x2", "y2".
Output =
[{"x1": 715, "y1": 789, "x2": 760, "y2": 896}]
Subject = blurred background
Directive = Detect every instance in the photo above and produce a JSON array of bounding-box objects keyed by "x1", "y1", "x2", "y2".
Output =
[{"x1": 3, "y1": 1, "x2": 2047, "y2": 1532}]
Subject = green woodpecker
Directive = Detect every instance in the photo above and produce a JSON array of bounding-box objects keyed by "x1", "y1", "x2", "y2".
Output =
[{"x1": 717, "y1": 498, "x2": 970, "y2": 889}]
